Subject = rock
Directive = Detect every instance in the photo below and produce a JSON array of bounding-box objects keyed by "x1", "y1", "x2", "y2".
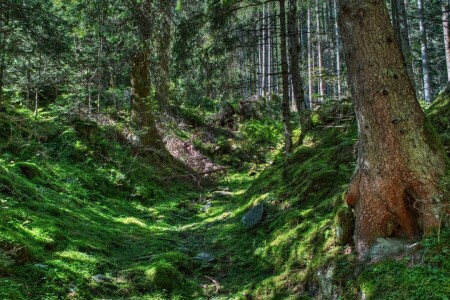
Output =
[
  {"x1": 177, "y1": 246, "x2": 190, "y2": 253},
  {"x1": 315, "y1": 265, "x2": 339, "y2": 300},
  {"x1": 334, "y1": 207, "x2": 355, "y2": 245},
  {"x1": 211, "y1": 190, "x2": 234, "y2": 199},
  {"x1": 241, "y1": 203, "x2": 264, "y2": 228},
  {"x1": 365, "y1": 238, "x2": 412, "y2": 262},
  {"x1": 91, "y1": 274, "x2": 112, "y2": 283},
  {"x1": 194, "y1": 252, "x2": 215, "y2": 263},
  {"x1": 200, "y1": 202, "x2": 212, "y2": 212},
  {"x1": 34, "y1": 263, "x2": 49, "y2": 269}
]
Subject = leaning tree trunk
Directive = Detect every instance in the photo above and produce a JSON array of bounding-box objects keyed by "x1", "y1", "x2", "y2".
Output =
[
  {"x1": 338, "y1": 0, "x2": 449, "y2": 256},
  {"x1": 279, "y1": 0, "x2": 293, "y2": 156}
]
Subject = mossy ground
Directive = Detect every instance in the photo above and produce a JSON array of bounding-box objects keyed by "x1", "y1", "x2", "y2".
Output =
[{"x1": 0, "y1": 98, "x2": 448, "y2": 299}]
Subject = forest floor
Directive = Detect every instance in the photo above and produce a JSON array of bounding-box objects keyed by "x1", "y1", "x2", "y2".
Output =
[{"x1": 0, "y1": 93, "x2": 449, "y2": 299}]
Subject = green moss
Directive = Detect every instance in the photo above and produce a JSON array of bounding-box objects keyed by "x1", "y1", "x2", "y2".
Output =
[{"x1": 145, "y1": 262, "x2": 183, "y2": 291}]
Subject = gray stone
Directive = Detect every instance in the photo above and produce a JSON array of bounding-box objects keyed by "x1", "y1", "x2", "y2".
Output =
[
  {"x1": 200, "y1": 202, "x2": 212, "y2": 212},
  {"x1": 365, "y1": 238, "x2": 411, "y2": 262},
  {"x1": 241, "y1": 203, "x2": 264, "y2": 228},
  {"x1": 211, "y1": 190, "x2": 234, "y2": 198},
  {"x1": 194, "y1": 252, "x2": 215, "y2": 263},
  {"x1": 92, "y1": 274, "x2": 112, "y2": 283},
  {"x1": 33, "y1": 263, "x2": 49, "y2": 269},
  {"x1": 315, "y1": 265, "x2": 337, "y2": 300}
]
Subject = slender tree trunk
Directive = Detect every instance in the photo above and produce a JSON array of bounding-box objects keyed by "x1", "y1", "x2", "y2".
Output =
[
  {"x1": 0, "y1": 22, "x2": 5, "y2": 106},
  {"x1": 333, "y1": 0, "x2": 341, "y2": 97},
  {"x1": 288, "y1": 0, "x2": 306, "y2": 112},
  {"x1": 316, "y1": 0, "x2": 325, "y2": 101},
  {"x1": 156, "y1": 0, "x2": 171, "y2": 112},
  {"x1": 279, "y1": 0, "x2": 293, "y2": 155},
  {"x1": 443, "y1": 1, "x2": 450, "y2": 82},
  {"x1": 274, "y1": 3, "x2": 280, "y2": 95},
  {"x1": 34, "y1": 86, "x2": 39, "y2": 118},
  {"x1": 391, "y1": 0, "x2": 414, "y2": 84},
  {"x1": 307, "y1": 7, "x2": 314, "y2": 108},
  {"x1": 267, "y1": 2, "x2": 272, "y2": 100},
  {"x1": 417, "y1": 0, "x2": 432, "y2": 103},
  {"x1": 339, "y1": 0, "x2": 449, "y2": 257}
]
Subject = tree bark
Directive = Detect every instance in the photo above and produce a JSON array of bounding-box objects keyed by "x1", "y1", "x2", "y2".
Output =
[
  {"x1": 333, "y1": 0, "x2": 341, "y2": 97},
  {"x1": 316, "y1": 0, "x2": 325, "y2": 101},
  {"x1": 338, "y1": 0, "x2": 449, "y2": 256},
  {"x1": 279, "y1": 0, "x2": 293, "y2": 155},
  {"x1": 443, "y1": 1, "x2": 450, "y2": 82},
  {"x1": 288, "y1": 0, "x2": 306, "y2": 112},
  {"x1": 156, "y1": 0, "x2": 171, "y2": 112},
  {"x1": 417, "y1": 0, "x2": 432, "y2": 103},
  {"x1": 130, "y1": 50, "x2": 164, "y2": 151},
  {"x1": 392, "y1": 0, "x2": 414, "y2": 85},
  {"x1": 307, "y1": 7, "x2": 314, "y2": 109},
  {"x1": 128, "y1": 0, "x2": 166, "y2": 152}
]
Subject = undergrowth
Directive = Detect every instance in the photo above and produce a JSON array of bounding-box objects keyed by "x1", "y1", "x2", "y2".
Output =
[{"x1": 0, "y1": 94, "x2": 448, "y2": 299}]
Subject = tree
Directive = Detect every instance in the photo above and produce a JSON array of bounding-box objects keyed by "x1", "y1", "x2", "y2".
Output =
[
  {"x1": 287, "y1": 0, "x2": 306, "y2": 112},
  {"x1": 279, "y1": 0, "x2": 293, "y2": 156},
  {"x1": 338, "y1": 0, "x2": 449, "y2": 256},
  {"x1": 129, "y1": 0, "x2": 165, "y2": 151},
  {"x1": 417, "y1": 0, "x2": 432, "y2": 103},
  {"x1": 442, "y1": 0, "x2": 450, "y2": 82}
]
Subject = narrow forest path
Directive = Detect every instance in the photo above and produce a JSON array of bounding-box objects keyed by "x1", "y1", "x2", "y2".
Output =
[{"x1": 87, "y1": 171, "x2": 256, "y2": 299}]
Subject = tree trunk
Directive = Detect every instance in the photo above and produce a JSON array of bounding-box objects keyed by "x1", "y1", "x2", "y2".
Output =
[
  {"x1": 279, "y1": 0, "x2": 293, "y2": 155},
  {"x1": 316, "y1": 0, "x2": 325, "y2": 101},
  {"x1": 288, "y1": 0, "x2": 306, "y2": 112},
  {"x1": 392, "y1": 0, "x2": 414, "y2": 85},
  {"x1": 417, "y1": 0, "x2": 432, "y2": 103},
  {"x1": 333, "y1": 0, "x2": 341, "y2": 97},
  {"x1": 156, "y1": 0, "x2": 171, "y2": 112},
  {"x1": 307, "y1": 7, "x2": 314, "y2": 109},
  {"x1": 443, "y1": 1, "x2": 450, "y2": 82},
  {"x1": 130, "y1": 50, "x2": 164, "y2": 151},
  {"x1": 338, "y1": 0, "x2": 449, "y2": 257}
]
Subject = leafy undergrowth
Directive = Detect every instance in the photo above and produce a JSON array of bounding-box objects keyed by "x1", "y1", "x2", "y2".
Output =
[
  {"x1": 0, "y1": 96, "x2": 449, "y2": 300},
  {"x1": 0, "y1": 107, "x2": 206, "y2": 299}
]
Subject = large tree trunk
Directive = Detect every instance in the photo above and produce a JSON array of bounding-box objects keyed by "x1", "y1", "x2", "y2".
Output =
[
  {"x1": 279, "y1": 0, "x2": 293, "y2": 155},
  {"x1": 130, "y1": 50, "x2": 164, "y2": 151},
  {"x1": 338, "y1": 0, "x2": 449, "y2": 256}
]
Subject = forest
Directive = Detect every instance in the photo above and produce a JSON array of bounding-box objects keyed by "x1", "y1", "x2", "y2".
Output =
[{"x1": 0, "y1": 0, "x2": 449, "y2": 299}]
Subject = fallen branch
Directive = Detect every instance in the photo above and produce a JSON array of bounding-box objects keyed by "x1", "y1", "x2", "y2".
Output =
[{"x1": 204, "y1": 275, "x2": 221, "y2": 293}]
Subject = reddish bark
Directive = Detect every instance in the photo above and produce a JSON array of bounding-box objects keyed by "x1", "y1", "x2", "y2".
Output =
[{"x1": 338, "y1": 0, "x2": 449, "y2": 256}]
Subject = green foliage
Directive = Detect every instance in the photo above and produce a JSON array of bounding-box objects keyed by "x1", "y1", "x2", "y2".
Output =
[{"x1": 239, "y1": 120, "x2": 283, "y2": 150}]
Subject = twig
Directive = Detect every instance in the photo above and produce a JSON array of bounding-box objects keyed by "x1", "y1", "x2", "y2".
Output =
[{"x1": 204, "y1": 275, "x2": 221, "y2": 293}]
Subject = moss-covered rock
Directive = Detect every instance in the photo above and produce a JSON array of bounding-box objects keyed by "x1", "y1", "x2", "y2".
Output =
[
  {"x1": 334, "y1": 207, "x2": 355, "y2": 246},
  {"x1": 144, "y1": 261, "x2": 183, "y2": 291}
]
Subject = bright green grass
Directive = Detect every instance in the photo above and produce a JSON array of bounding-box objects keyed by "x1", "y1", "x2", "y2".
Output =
[{"x1": 0, "y1": 103, "x2": 448, "y2": 300}]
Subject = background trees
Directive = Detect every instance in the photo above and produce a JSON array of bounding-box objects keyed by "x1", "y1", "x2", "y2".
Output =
[{"x1": 0, "y1": 0, "x2": 449, "y2": 159}]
